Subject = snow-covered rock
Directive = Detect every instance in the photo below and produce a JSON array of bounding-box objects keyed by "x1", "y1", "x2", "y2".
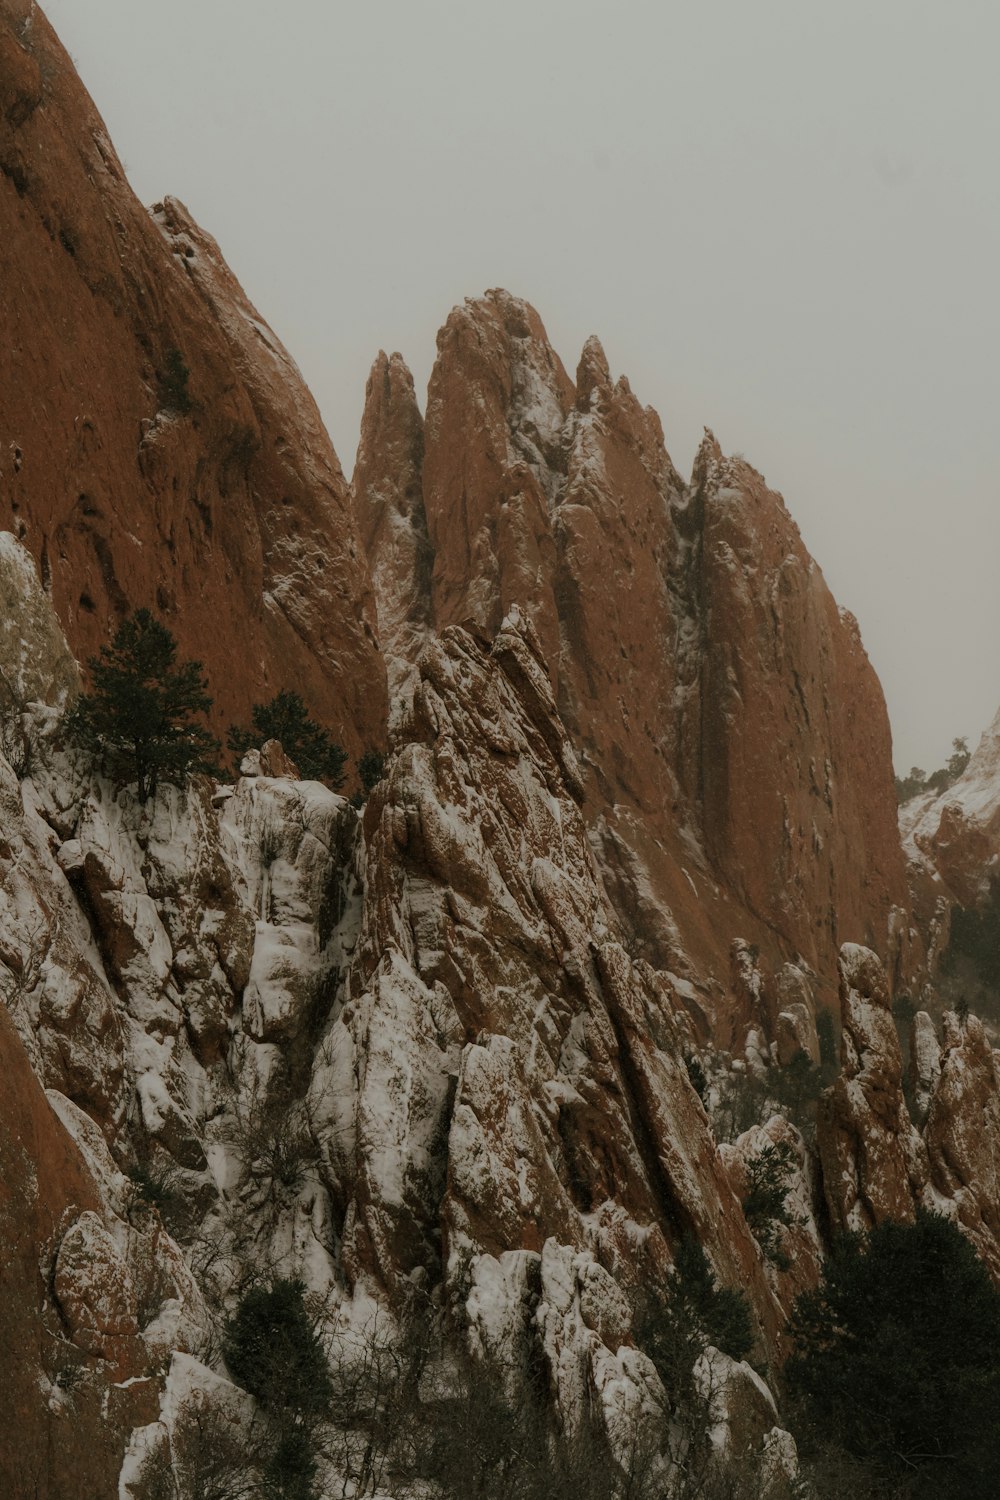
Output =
[
  {"x1": 817, "y1": 944, "x2": 928, "y2": 1232},
  {"x1": 0, "y1": 533, "x2": 79, "y2": 711},
  {"x1": 923, "y1": 1011, "x2": 1000, "y2": 1278}
]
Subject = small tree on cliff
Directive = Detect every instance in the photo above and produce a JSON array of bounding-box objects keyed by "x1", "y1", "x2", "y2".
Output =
[
  {"x1": 636, "y1": 1236, "x2": 753, "y2": 1401},
  {"x1": 69, "y1": 609, "x2": 221, "y2": 802},
  {"x1": 227, "y1": 689, "x2": 346, "y2": 788},
  {"x1": 357, "y1": 748, "x2": 385, "y2": 797}
]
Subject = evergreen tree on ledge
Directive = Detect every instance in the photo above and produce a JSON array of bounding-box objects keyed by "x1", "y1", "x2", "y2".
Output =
[{"x1": 70, "y1": 609, "x2": 221, "y2": 804}]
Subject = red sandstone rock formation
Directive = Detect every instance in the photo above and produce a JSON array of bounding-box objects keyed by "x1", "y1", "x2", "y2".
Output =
[
  {"x1": 9, "y1": 7, "x2": 995, "y2": 1491},
  {"x1": 0, "y1": 1001, "x2": 186, "y2": 1499},
  {"x1": 358, "y1": 290, "x2": 909, "y2": 1005},
  {"x1": 0, "y1": 0, "x2": 385, "y2": 760},
  {"x1": 690, "y1": 439, "x2": 908, "y2": 970},
  {"x1": 334, "y1": 609, "x2": 787, "y2": 1358},
  {"x1": 0, "y1": 1004, "x2": 118, "y2": 1500}
]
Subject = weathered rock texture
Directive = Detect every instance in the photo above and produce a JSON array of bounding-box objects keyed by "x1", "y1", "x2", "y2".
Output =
[
  {"x1": 356, "y1": 290, "x2": 910, "y2": 1006},
  {"x1": 0, "y1": 741, "x2": 207, "y2": 1498},
  {"x1": 923, "y1": 1011, "x2": 1000, "y2": 1279},
  {"x1": 353, "y1": 351, "x2": 431, "y2": 721},
  {"x1": 328, "y1": 611, "x2": 783, "y2": 1352},
  {"x1": 0, "y1": 0, "x2": 385, "y2": 759},
  {"x1": 0, "y1": 1003, "x2": 128, "y2": 1500}
]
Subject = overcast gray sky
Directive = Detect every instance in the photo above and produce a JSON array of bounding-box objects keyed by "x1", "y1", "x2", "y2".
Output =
[{"x1": 43, "y1": 0, "x2": 999, "y2": 774}]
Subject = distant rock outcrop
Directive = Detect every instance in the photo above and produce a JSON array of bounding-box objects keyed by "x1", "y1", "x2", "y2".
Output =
[{"x1": 903, "y1": 705, "x2": 1000, "y2": 907}]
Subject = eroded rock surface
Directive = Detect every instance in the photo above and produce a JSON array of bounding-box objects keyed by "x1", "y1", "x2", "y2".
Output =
[{"x1": 923, "y1": 1012, "x2": 1000, "y2": 1278}]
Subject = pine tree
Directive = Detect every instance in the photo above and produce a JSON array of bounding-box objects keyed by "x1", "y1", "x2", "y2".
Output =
[
  {"x1": 787, "y1": 1210, "x2": 1000, "y2": 1497},
  {"x1": 223, "y1": 1279, "x2": 332, "y2": 1421},
  {"x1": 228, "y1": 689, "x2": 346, "y2": 788},
  {"x1": 636, "y1": 1235, "x2": 754, "y2": 1401},
  {"x1": 357, "y1": 748, "x2": 386, "y2": 797},
  {"x1": 947, "y1": 735, "x2": 971, "y2": 781},
  {"x1": 69, "y1": 609, "x2": 221, "y2": 803},
  {"x1": 741, "y1": 1139, "x2": 800, "y2": 1268}
]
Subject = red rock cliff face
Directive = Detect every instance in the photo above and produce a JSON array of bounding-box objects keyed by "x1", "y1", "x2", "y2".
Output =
[
  {"x1": 357, "y1": 289, "x2": 909, "y2": 1000},
  {"x1": 690, "y1": 436, "x2": 907, "y2": 968},
  {"x1": 0, "y1": 0, "x2": 386, "y2": 758}
]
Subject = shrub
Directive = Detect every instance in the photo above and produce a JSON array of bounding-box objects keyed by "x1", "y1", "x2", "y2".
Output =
[
  {"x1": 713, "y1": 1045, "x2": 837, "y2": 1145},
  {"x1": 417, "y1": 1356, "x2": 621, "y2": 1500},
  {"x1": 164, "y1": 1393, "x2": 264, "y2": 1500},
  {"x1": 895, "y1": 738, "x2": 970, "y2": 806},
  {"x1": 948, "y1": 736, "x2": 972, "y2": 780},
  {"x1": 228, "y1": 690, "x2": 346, "y2": 788},
  {"x1": 741, "y1": 1140, "x2": 800, "y2": 1269},
  {"x1": 68, "y1": 609, "x2": 221, "y2": 802},
  {"x1": 0, "y1": 707, "x2": 30, "y2": 778},
  {"x1": 771, "y1": 1052, "x2": 833, "y2": 1138},
  {"x1": 263, "y1": 1428, "x2": 317, "y2": 1500},
  {"x1": 160, "y1": 346, "x2": 193, "y2": 415},
  {"x1": 712, "y1": 1067, "x2": 773, "y2": 1143},
  {"x1": 786, "y1": 1210, "x2": 1000, "y2": 1497},
  {"x1": 126, "y1": 1162, "x2": 179, "y2": 1219},
  {"x1": 223, "y1": 1279, "x2": 332, "y2": 1421},
  {"x1": 637, "y1": 1236, "x2": 754, "y2": 1401},
  {"x1": 226, "y1": 1081, "x2": 318, "y2": 1213},
  {"x1": 684, "y1": 1053, "x2": 709, "y2": 1107}
]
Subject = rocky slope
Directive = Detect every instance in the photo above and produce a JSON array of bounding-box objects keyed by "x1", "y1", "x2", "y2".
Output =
[
  {"x1": 0, "y1": 0, "x2": 385, "y2": 760},
  {"x1": 3, "y1": 531, "x2": 1000, "y2": 1497},
  {"x1": 895, "y1": 704, "x2": 1000, "y2": 1011},
  {"x1": 0, "y1": 537, "x2": 790, "y2": 1495}
]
